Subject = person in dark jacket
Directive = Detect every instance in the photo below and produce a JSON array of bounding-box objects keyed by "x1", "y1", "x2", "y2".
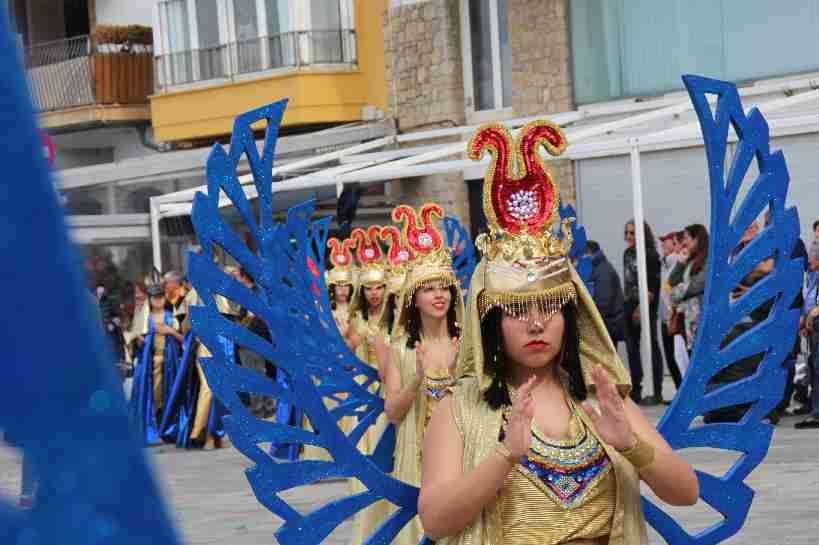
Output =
[
  {"x1": 585, "y1": 241, "x2": 626, "y2": 345},
  {"x1": 623, "y1": 219, "x2": 665, "y2": 405}
]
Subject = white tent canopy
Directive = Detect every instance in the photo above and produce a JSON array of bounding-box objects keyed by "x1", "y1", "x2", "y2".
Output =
[{"x1": 149, "y1": 74, "x2": 819, "y2": 379}]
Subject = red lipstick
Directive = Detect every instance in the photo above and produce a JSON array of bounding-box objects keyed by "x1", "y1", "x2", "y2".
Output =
[{"x1": 524, "y1": 340, "x2": 549, "y2": 350}]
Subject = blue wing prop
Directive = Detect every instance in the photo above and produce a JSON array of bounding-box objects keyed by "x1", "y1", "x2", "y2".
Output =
[
  {"x1": 559, "y1": 203, "x2": 592, "y2": 283},
  {"x1": 188, "y1": 101, "x2": 421, "y2": 545},
  {"x1": 443, "y1": 216, "x2": 477, "y2": 293},
  {"x1": 644, "y1": 76, "x2": 802, "y2": 544},
  {"x1": 0, "y1": 10, "x2": 181, "y2": 545}
]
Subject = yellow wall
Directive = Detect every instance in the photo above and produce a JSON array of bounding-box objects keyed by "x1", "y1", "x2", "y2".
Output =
[{"x1": 151, "y1": 0, "x2": 388, "y2": 143}]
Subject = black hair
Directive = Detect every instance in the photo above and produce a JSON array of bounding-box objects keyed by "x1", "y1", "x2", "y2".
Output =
[
  {"x1": 481, "y1": 303, "x2": 587, "y2": 410},
  {"x1": 384, "y1": 293, "x2": 396, "y2": 335},
  {"x1": 328, "y1": 283, "x2": 352, "y2": 311},
  {"x1": 626, "y1": 219, "x2": 659, "y2": 258},
  {"x1": 405, "y1": 284, "x2": 461, "y2": 348},
  {"x1": 358, "y1": 284, "x2": 385, "y2": 322},
  {"x1": 684, "y1": 223, "x2": 710, "y2": 275},
  {"x1": 813, "y1": 219, "x2": 819, "y2": 232},
  {"x1": 586, "y1": 240, "x2": 600, "y2": 254}
]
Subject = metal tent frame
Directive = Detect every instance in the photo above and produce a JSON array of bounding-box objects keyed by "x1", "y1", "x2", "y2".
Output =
[{"x1": 150, "y1": 75, "x2": 819, "y2": 376}]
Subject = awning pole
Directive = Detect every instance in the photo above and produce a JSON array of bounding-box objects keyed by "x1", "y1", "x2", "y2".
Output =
[
  {"x1": 629, "y1": 138, "x2": 652, "y2": 399},
  {"x1": 150, "y1": 196, "x2": 163, "y2": 272}
]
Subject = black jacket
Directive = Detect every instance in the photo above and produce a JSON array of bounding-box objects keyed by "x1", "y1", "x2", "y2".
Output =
[
  {"x1": 588, "y1": 250, "x2": 626, "y2": 343},
  {"x1": 622, "y1": 245, "x2": 661, "y2": 311}
]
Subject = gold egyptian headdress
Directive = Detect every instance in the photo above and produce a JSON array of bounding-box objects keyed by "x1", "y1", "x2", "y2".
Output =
[
  {"x1": 380, "y1": 224, "x2": 414, "y2": 297},
  {"x1": 394, "y1": 203, "x2": 457, "y2": 299},
  {"x1": 325, "y1": 237, "x2": 356, "y2": 287},
  {"x1": 462, "y1": 120, "x2": 631, "y2": 394},
  {"x1": 348, "y1": 225, "x2": 389, "y2": 325},
  {"x1": 351, "y1": 226, "x2": 387, "y2": 288},
  {"x1": 389, "y1": 203, "x2": 465, "y2": 336}
]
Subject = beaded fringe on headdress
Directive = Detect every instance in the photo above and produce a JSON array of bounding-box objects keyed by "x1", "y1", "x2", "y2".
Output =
[{"x1": 477, "y1": 282, "x2": 577, "y2": 321}]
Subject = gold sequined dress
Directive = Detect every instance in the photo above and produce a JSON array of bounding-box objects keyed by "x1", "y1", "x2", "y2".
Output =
[
  {"x1": 390, "y1": 336, "x2": 457, "y2": 545},
  {"x1": 349, "y1": 310, "x2": 392, "y2": 545},
  {"x1": 442, "y1": 377, "x2": 648, "y2": 545}
]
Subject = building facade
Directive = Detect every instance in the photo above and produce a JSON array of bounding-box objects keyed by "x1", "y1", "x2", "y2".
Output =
[
  {"x1": 383, "y1": 0, "x2": 819, "y2": 274},
  {"x1": 12, "y1": 0, "x2": 819, "y2": 284},
  {"x1": 14, "y1": 0, "x2": 394, "y2": 283}
]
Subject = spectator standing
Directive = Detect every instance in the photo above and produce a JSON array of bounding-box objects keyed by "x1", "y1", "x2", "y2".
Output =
[
  {"x1": 585, "y1": 240, "x2": 626, "y2": 345},
  {"x1": 796, "y1": 241, "x2": 819, "y2": 429},
  {"x1": 622, "y1": 219, "x2": 665, "y2": 405},
  {"x1": 669, "y1": 225, "x2": 709, "y2": 353},
  {"x1": 659, "y1": 233, "x2": 684, "y2": 391}
]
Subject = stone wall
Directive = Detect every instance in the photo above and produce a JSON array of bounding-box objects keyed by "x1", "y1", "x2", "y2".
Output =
[
  {"x1": 384, "y1": 0, "x2": 465, "y2": 131},
  {"x1": 383, "y1": 0, "x2": 470, "y2": 224},
  {"x1": 508, "y1": 0, "x2": 573, "y2": 117},
  {"x1": 381, "y1": 0, "x2": 577, "y2": 225},
  {"x1": 508, "y1": 0, "x2": 576, "y2": 204}
]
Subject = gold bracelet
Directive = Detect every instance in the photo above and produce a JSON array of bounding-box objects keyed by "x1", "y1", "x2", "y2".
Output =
[
  {"x1": 495, "y1": 443, "x2": 519, "y2": 466},
  {"x1": 616, "y1": 434, "x2": 655, "y2": 470}
]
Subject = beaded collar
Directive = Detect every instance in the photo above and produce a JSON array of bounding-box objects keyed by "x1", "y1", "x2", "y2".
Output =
[{"x1": 501, "y1": 402, "x2": 612, "y2": 509}]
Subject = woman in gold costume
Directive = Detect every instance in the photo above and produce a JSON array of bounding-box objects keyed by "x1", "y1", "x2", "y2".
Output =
[
  {"x1": 346, "y1": 225, "x2": 393, "y2": 545},
  {"x1": 348, "y1": 225, "x2": 392, "y2": 364},
  {"x1": 377, "y1": 203, "x2": 463, "y2": 545},
  {"x1": 419, "y1": 121, "x2": 698, "y2": 545},
  {"x1": 302, "y1": 237, "x2": 359, "y2": 461},
  {"x1": 326, "y1": 237, "x2": 357, "y2": 341}
]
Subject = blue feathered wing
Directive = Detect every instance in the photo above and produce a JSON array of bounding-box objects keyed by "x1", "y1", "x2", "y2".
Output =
[
  {"x1": 0, "y1": 9, "x2": 182, "y2": 544},
  {"x1": 644, "y1": 76, "x2": 802, "y2": 544},
  {"x1": 187, "y1": 100, "x2": 420, "y2": 545}
]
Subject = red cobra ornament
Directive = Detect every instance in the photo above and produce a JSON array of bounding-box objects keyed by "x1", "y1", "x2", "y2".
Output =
[
  {"x1": 327, "y1": 237, "x2": 354, "y2": 268},
  {"x1": 392, "y1": 203, "x2": 444, "y2": 255},
  {"x1": 468, "y1": 121, "x2": 567, "y2": 236},
  {"x1": 351, "y1": 226, "x2": 383, "y2": 265},
  {"x1": 380, "y1": 225, "x2": 415, "y2": 268}
]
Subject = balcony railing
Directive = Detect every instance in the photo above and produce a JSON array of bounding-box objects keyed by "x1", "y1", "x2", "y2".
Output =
[
  {"x1": 155, "y1": 29, "x2": 357, "y2": 91},
  {"x1": 24, "y1": 35, "x2": 154, "y2": 113}
]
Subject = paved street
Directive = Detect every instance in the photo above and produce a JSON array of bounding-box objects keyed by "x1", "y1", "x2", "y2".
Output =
[{"x1": 2, "y1": 404, "x2": 818, "y2": 544}]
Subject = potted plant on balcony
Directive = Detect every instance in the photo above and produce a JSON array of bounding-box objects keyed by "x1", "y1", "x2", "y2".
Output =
[{"x1": 92, "y1": 25, "x2": 154, "y2": 105}]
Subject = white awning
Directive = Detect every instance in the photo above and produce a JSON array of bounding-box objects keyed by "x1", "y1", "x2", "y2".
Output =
[
  {"x1": 145, "y1": 72, "x2": 819, "y2": 407},
  {"x1": 55, "y1": 120, "x2": 396, "y2": 190},
  {"x1": 152, "y1": 73, "x2": 819, "y2": 221}
]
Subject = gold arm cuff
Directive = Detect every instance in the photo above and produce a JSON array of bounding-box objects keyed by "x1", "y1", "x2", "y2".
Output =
[
  {"x1": 494, "y1": 443, "x2": 519, "y2": 466},
  {"x1": 616, "y1": 434, "x2": 655, "y2": 470}
]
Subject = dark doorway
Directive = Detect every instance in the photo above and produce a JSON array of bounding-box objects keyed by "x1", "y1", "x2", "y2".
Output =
[
  {"x1": 64, "y1": 0, "x2": 90, "y2": 38},
  {"x1": 466, "y1": 178, "x2": 488, "y2": 239}
]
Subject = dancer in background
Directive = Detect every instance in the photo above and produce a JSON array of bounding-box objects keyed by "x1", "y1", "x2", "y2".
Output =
[
  {"x1": 377, "y1": 203, "x2": 463, "y2": 545},
  {"x1": 129, "y1": 277, "x2": 184, "y2": 445}
]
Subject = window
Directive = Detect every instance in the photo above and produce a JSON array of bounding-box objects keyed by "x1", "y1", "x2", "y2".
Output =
[
  {"x1": 232, "y1": 0, "x2": 262, "y2": 73},
  {"x1": 463, "y1": 0, "x2": 512, "y2": 113},
  {"x1": 265, "y1": 0, "x2": 296, "y2": 67},
  {"x1": 159, "y1": 0, "x2": 192, "y2": 85},
  {"x1": 196, "y1": 0, "x2": 225, "y2": 79},
  {"x1": 156, "y1": 0, "x2": 356, "y2": 89},
  {"x1": 309, "y1": 0, "x2": 343, "y2": 62},
  {"x1": 571, "y1": 0, "x2": 819, "y2": 105}
]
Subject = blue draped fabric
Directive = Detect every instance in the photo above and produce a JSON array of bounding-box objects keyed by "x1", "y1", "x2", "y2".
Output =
[
  {"x1": 207, "y1": 337, "x2": 232, "y2": 440},
  {"x1": 157, "y1": 333, "x2": 230, "y2": 448},
  {"x1": 128, "y1": 311, "x2": 182, "y2": 446},
  {"x1": 159, "y1": 332, "x2": 198, "y2": 446},
  {"x1": 271, "y1": 370, "x2": 302, "y2": 460}
]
